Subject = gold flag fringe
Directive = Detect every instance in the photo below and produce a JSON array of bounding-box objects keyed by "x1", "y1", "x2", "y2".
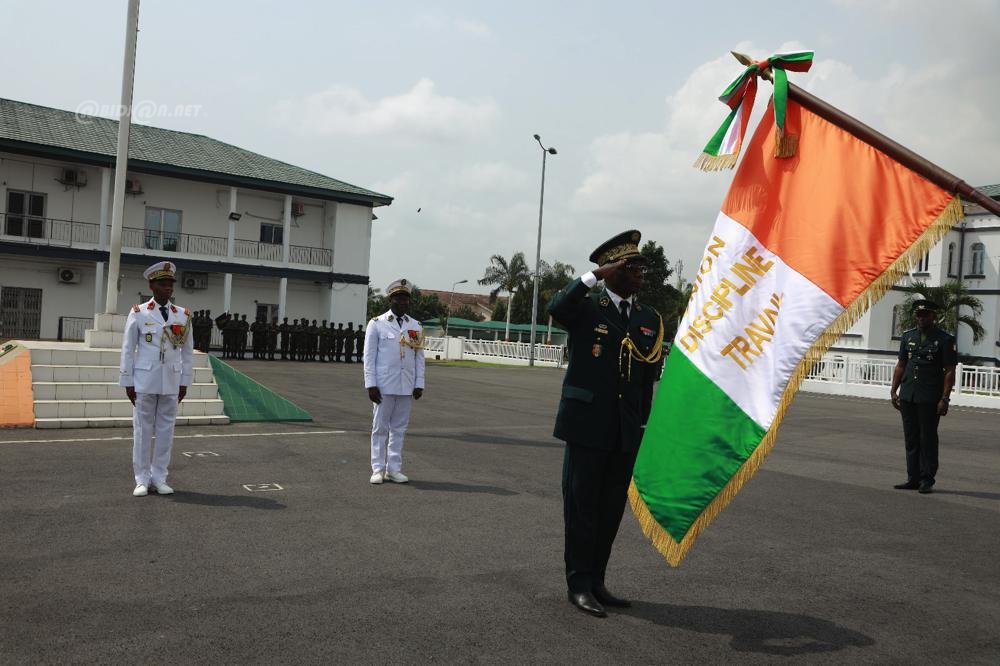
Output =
[
  {"x1": 629, "y1": 196, "x2": 964, "y2": 567},
  {"x1": 694, "y1": 152, "x2": 738, "y2": 171},
  {"x1": 774, "y1": 129, "x2": 798, "y2": 158}
]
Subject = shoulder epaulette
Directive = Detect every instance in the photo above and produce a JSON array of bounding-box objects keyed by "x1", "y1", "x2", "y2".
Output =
[{"x1": 132, "y1": 304, "x2": 140, "y2": 313}]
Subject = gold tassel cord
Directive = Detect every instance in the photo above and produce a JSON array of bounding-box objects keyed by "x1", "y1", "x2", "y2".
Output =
[
  {"x1": 399, "y1": 330, "x2": 424, "y2": 359},
  {"x1": 619, "y1": 314, "x2": 665, "y2": 382},
  {"x1": 630, "y1": 196, "x2": 964, "y2": 567}
]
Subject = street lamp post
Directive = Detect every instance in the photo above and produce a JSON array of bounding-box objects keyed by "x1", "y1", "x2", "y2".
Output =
[
  {"x1": 504, "y1": 286, "x2": 517, "y2": 341},
  {"x1": 443, "y1": 278, "x2": 468, "y2": 338},
  {"x1": 529, "y1": 134, "x2": 557, "y2": 366}
]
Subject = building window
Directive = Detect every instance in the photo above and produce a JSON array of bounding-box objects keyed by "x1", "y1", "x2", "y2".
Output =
[
  {"x1": 255, "y1": 302, "x2": 278, "y2": 322},
  {"x1": 5, "y1": 190, "x2": 46, "y2": 238},
  {"x1": 260, "y1": 223, "x2": 283, "y2": 245},
  {"x1": 913, "y1": 251, "x2": 930, "y2": 274},
  {"x1": 947, "y1": 242, "x2": 956, "y2": 277},
  {"x1": 969, "y1": 242, "x2": 985, "y2": 276},
  {"x1": 144, "y1": 207, "x2": 182, "y2": 252}
]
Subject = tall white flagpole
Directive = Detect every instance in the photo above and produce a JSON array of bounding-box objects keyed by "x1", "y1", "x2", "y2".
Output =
[{"x1": 104, "y1": 0, "x2": 141, "y2": 314}]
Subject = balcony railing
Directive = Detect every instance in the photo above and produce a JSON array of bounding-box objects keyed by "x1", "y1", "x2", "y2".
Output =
[
  {"x1": 0, "y1": 214, "x2": 332, "y2": 267},
  {"x1": 0, "y1": 214, "x2": 100, "y2": 246}
]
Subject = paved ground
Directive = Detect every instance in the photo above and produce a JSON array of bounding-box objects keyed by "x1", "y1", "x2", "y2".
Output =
[{"x1": 1, "y1": 359, "x2": 998, "y2": 664}]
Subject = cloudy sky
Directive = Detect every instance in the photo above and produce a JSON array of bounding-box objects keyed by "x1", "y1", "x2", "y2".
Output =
[{"x1": 3, "y1": 0, "x2": 998, "y2": 293}]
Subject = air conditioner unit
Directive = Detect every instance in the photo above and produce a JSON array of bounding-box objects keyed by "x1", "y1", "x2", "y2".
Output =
[
  {"x1": 57, "y1": 267, "x2": 80, "y2": 284},
  {"x1": 291, "y1": 202, "x2": 306, "y2": 217},
  {"x1": 125, "y1": 178, "x2": 143, "y2": 194},
  {"x1": 181, "y1": 272, "x2": 208, "y2": 289},
  {"x1": 59, "y1": 168, "x2": 87, "y2": 187}
]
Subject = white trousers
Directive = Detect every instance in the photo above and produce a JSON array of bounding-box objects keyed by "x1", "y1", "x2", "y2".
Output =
[
  {"x1": 370, "y1": 394, "x2": 413, "y2": 472},
  {"x1": 132, "y1": 392, "x2": 179, "y2": 486}
]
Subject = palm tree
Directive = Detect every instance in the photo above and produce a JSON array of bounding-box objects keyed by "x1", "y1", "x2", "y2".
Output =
[
  {"x1": 899, "y1": 279, "x2": 985, "y2": 348},
  {"x1": 479, "y1": 252, "x2": 530, "y2": 340},
  {"x1": 539, "y1": 261, "x2": 575, "y2": 343}
]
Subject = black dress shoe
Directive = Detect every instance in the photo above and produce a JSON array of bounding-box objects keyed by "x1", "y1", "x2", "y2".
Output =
[
  {"x1": 567, "y1": 591, "x2": 607, "y2": 618},
  {"x1": 593, "y1": 583, "x2": 631, "y2": 608},
  {"x1": 893, "y1": 481, "x2": 920, "y2": 490},
  {"x1": 918, "y1": 481, "x2": 934, "y2": 494}
]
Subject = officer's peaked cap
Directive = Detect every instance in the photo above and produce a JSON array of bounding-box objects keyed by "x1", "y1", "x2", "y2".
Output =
[{"x1": 589, "y1": 230, "x2": 645, "y2": 265}]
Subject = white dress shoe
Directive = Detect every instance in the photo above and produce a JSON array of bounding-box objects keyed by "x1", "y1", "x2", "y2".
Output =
[
  {"x1": 386, "y1": 471, "x2": 409, "y2": 483},
  {"x1": 370, "y1": 471, "x2": 385, "y2": 484},
  {"x1": 152, "y1": 482, "x2": 174, "y2": 495},
  {"x1": 133, "y1": 484, "x2": 148, "y2": 497}
]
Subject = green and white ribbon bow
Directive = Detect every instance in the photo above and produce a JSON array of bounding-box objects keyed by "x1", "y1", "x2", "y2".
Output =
[{"x1": 694, "y1": 51, "x2": 813, "y2": 171}]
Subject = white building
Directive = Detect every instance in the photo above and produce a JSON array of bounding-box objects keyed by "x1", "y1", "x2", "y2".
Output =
[
  {"x1": 834, "y1": 185, "x2": 1000, "y2": 366},
  {"x1": 0, "y1": 98, "x2": 391, "y2": 342}
]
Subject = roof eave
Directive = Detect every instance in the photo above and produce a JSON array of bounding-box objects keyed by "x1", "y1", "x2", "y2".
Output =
[{"x1": 0, "y1": 138, "x2": 393, "y2": 208}]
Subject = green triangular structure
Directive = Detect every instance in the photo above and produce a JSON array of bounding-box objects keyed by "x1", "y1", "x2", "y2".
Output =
[{"x1": 208, "y1": 356, "x2": 312, "y2": 422}]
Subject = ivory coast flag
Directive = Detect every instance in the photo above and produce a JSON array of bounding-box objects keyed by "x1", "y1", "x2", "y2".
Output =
[{"x1": 629, "y1": 97, "x2": 963, "y2": 566}]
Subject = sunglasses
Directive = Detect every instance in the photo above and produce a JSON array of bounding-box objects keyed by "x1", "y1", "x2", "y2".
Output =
[{"x1": 624, "y1": 261, "x2": 648, "y2": 274}]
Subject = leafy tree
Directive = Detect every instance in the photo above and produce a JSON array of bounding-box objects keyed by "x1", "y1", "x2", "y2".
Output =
[
  {"x1": 539, "y1": 261, "x2": 576, "y2": 308},
  {"x1": 408, "y1": 287, "x2": 447, "y2": 322},
  {"x1": 634, "y1": 240, "x2": 685, "y2": 340},
  {"x1": 899, "y1": 280, "x2": 985, "y2": 347},
  {"x1": 366, "y1": 285, "x2": 445, "y2": 322},
  {"x1": 450, "y1": 305, "x2": 485, "y2": 322},
  {"x1": 367, "y1": 287, "x2": 387, "y2": 320}
]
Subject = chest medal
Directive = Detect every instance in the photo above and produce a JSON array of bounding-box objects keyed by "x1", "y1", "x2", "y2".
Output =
[{"x1": 145, "y1": 332, "x2": 153, "y2": 343}]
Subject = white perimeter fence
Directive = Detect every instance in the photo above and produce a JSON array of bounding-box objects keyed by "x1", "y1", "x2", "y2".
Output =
[
  {"x1": 803, "y1": 356, "x2": 1000, "y2": 409},
  {"x1": 424, "y1": 336, "x2": 565, "y2": 367}
]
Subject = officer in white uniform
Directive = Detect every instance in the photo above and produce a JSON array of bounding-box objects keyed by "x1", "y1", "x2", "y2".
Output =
[
  {"x1": 363, "y1": 278, "x2": 425, "y2": 484},
  {"x1": 120, "y1": 261, "x2": 194, "y2": 497}
]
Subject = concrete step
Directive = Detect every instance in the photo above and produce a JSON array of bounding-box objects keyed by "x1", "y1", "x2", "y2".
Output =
[
  {"x1": 31, "y1": 382, "x2": 220, "y2": 401},
  {"x1": 29, "y1": 348, "x2": 210, "y2": 368},
  {"x1": 35, "y1": 415, "x2": 230, "y2": 429},
  {"x1": 34, "y1": 399, "x2": 226, "y2": 419},
  {"x1": 29, "y1": 365, "x2": 215, "y2": 383}
]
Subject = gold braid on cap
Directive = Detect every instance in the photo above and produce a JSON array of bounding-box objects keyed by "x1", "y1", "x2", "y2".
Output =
[
  {"x1": 619, "y1": 313, "x2": 665, "y2": 381},
  {"x1": 596, "y1": 243, "x2": 640, "y2": 266}
]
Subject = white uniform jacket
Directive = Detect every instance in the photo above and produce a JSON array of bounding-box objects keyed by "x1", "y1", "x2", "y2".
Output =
[
  {"x1": 363, "y1": 310, "x2": 425, "y2": 395},
  {"x1": 120, "y1": 298, "x2": 194, "y2": 395}
]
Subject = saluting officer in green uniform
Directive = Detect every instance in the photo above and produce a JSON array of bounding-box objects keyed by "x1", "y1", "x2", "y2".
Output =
[
  {"x1": 549, "y1": 230, "x2": 663, "y2": 618},
  {"x1": 890, "y1": 299, "x2": 957, "y2": 494}
]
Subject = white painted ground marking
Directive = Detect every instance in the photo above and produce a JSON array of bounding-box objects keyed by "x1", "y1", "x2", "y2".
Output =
[
  {"x1": 243, "y1": 483, "x2": 283, "y2": 492},
  {"x1": 182, "y1": 451, "x2": 221, "y2": 458},
  {"x1": 0, "y1": 430, "x2": 347, "y2": 445}
]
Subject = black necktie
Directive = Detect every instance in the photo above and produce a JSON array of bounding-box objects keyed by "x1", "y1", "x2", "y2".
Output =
[
  {"x1": 159, "y1": 305, "x2": 169, "y2": 322},
  {"x1": 619, "y1": 300, "x2": 630, "y2": 326},
  {"x1": 397, "y1": 316, "x2": 404, "y2": 329}
]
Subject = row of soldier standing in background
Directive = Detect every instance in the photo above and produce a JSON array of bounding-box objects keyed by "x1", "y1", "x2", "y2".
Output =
[{"x1": 187, "y1": 310, "x2": 364, "y2": 362}]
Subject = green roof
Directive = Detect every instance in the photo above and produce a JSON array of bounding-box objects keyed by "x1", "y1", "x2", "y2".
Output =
[
  {"x1": 424, "y1": 317, "x2": 565, "y2": 333},
  {"x1": 0, "y1": 98, "x2": 391, "y2": 206}
]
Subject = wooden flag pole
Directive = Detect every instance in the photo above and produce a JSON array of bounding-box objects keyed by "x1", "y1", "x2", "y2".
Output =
[{"x1": 731, "y1": 51, "x2": 1000, "y2": 217}]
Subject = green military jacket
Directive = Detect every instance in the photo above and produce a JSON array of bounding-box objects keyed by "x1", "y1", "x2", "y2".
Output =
[
  {"x1": 549, "y1": 278, "x2": 663, "y2": 452},
  {"x1": 898, "y1": 326, "x2": 957, "y2": 404}
]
